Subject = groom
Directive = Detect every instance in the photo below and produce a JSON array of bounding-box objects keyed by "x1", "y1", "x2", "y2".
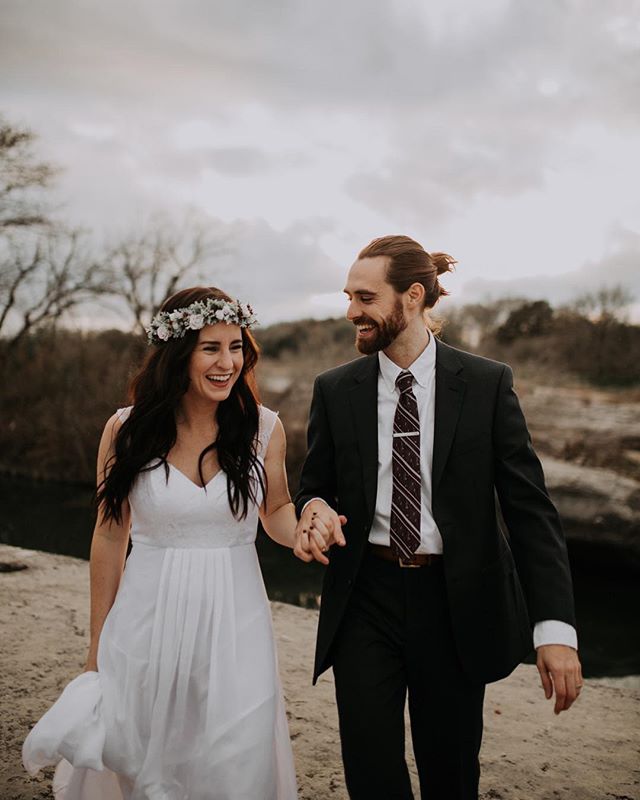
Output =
[{"x1": 294, "y1": 235, "x2": 582, "y2": 800}]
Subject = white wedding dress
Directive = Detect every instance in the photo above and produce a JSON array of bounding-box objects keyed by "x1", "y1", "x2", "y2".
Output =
[{"x1": 23, "y1": 405, "x2": 298, "y2": 800}]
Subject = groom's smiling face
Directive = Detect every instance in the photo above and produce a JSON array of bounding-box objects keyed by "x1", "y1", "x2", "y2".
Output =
[{"x1": 344, "y1": 256, "x2": 407, "y2": 355}]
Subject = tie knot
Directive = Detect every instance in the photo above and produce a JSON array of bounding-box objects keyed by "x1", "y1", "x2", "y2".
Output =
[{"x1": 396, "y1": 370, "x2": 414, "y2": 394}]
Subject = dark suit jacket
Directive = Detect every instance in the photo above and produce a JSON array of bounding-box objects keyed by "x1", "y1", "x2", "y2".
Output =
[{"x1": 295, "y1": 339, "x2": 576, "y2": 685}]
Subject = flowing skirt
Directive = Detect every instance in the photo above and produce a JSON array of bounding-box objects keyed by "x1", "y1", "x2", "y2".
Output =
[{"x1": 23, "y1": 542, "x2": 298, "y2": 800}]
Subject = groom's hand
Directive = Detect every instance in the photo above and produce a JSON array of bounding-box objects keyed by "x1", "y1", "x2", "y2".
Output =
[
  {"x1": 294, "y1": 499, "x2": 347, "y2": 565},
  {"x1": 536, "y1": 644, "x2": 583, "y2": 714}
]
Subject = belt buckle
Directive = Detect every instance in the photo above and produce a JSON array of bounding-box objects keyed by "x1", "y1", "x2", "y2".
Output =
[{"x1": 398, "y1": 556, "x2": 421, "y2": 568}]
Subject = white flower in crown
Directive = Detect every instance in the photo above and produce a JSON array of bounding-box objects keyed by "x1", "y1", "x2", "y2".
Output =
[
  {"x1": 156, "y1": 324, "x2": 171, "y2": 341},
  {"x1": 214, "y1": 309, "x2": 225, "y2": 321},
  {"x1": 188, "y1": 313, "x2": 205, "y2": 330}
]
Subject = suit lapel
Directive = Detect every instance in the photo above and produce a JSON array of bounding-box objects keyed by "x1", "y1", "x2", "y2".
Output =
[
  {"x1": 348, "y1": 355, "x2": 379, "y2": 523},
  {"x1": 432, "y1": 340, "x2": 466, "y2": 490}
]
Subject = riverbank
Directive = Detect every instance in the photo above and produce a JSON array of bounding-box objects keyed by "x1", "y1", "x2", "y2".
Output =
[{"x1": 1, "y1": 545, "x2": 638, "y2": 800}]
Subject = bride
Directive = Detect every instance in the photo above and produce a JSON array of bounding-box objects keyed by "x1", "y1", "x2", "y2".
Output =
[{"x1": 22, "y1": 286, "x2": 322, "y2": 799}]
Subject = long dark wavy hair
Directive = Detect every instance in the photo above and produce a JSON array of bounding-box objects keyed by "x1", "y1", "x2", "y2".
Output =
[{"x1": 97, "y1": 287, "x2": 264, "y2": 524}]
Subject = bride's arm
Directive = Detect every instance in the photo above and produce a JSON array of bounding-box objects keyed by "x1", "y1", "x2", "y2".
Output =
[
  {"x1": 259, "y1": 418, "x2": 340, "y2": 563},
  {"x1": 84, "y1": 414, "x2": 131, "y2": 672},
  {"x1": 258, "y1": 418, "x2": 299, "y2": 549}
]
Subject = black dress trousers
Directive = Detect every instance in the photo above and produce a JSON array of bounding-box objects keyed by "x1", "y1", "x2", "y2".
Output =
[{"x1": 332, "y1": 549, "x2": 486, "y2": 800}]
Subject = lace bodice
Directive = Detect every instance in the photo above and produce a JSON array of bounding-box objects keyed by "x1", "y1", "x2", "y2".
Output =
[{"x1": 116, "y1": 405, "x2": 279, "y2": 549}]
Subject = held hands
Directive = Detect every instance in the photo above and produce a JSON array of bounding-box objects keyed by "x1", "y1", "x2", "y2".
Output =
[
  {"x1": 536, "y1": 644, "x2": 583, "y2": 714},
  {"x1": 293, "y1": 499, "x2": 347, "y2": 565}
]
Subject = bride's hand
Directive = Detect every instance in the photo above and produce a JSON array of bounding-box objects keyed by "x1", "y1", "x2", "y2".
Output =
[{"x1": 294, "y1": 500, "x2": 347, "y2": 565}]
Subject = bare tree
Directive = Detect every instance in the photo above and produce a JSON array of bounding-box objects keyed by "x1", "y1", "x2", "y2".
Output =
[
  {"x1": 0, "y1": 228, "x2": 110, "y2": 345},
  {"x1": 0, "y1": 118, "x2": 230, "y2": 343},
  {"x1": 0, "y1": 119, "x2": 56, "y2": 231},
  {"x1": 0, "y1": 118, "x2": 113, "y2": 345},
  {"x1": 105, "y1": 215, "x2": 228, "y2": 334},
  {"x1": 571, "y1": 285, "x2": 635, "y2": 322},
  {"x1": 444, "y1": 297, "x2": 527, "y2": 348}
]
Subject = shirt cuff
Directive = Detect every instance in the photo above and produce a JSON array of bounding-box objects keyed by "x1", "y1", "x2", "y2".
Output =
[
  {"x1": 533, "y1": 620, "x2": 578, "y2": 650},
  {"x1": 300, "y1": 497, "x2": 330, "y2": 515}
]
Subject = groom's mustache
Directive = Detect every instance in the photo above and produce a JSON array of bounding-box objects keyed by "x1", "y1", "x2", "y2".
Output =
[{"x1": 351, "y1": 315, "x2": 378, "y2": 328}]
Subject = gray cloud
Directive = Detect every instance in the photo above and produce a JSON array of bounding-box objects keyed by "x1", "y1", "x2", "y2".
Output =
[
  {"x1": 194, "y1": 147, "x2": 272, "y2": 178},
  {"x1": 157, "y1": 146, "x2": 312, "y2": 180},
  {"x1": 343, "y1": 1, "x2": 640, "y2": 224},
  {"x1": 162, "y1": 216, "x2": 345, "y2": 325},
  {"x1": 345, "y1": 122, "x2": 550, "y2": 227},
  {"x1": 3, "y1": 0, "x2": 638, "y2": 114},
  {"x1": 1, "y1": 0, "x2": 639, "y2": 319},
  {"x1": 459, "y1": 228, "x2": 640, "y2": 307}
]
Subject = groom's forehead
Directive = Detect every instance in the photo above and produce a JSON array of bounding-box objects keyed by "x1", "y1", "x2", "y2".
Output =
[{"x1": 344, "y1": 256, "x2": 390, "y2": 294}]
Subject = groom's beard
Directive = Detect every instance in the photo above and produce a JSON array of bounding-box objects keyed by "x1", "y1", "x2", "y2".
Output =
[{"x1": 354, "y1": 299, "x2": 408, "y2": 355}]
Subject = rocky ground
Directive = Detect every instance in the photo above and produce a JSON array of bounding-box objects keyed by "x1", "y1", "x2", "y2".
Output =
[
  {"x1": 1, "y1": 545, "x2": 638, "y2": 800},
  {"x1": 517, "y1": 381, "x2": 640, "y2": 566}
]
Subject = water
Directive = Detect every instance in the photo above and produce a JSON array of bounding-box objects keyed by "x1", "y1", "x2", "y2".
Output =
[{"x1": 1, "y1": 476, "x2": 638, "y2": 679}]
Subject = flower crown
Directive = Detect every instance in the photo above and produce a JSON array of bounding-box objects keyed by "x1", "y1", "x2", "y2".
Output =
[{"x1": 146, "y1": 297, "x2": 258, "y2": 344}]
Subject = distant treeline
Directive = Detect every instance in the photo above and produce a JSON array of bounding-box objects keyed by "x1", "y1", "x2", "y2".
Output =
[
  {"x1": 0, "y1": 300, "x2": 638, "y2": 485},
  {"x1": 444, "y1": 298, "x2": 640, "y2": 386},
  {"x1": 261, "y1": 298, "x2": 640, "y2": 387}
]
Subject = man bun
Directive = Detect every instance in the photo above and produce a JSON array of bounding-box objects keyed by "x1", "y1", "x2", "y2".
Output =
[{"x1": 431, "y1": 252, "x2": 457, "y2": 277}]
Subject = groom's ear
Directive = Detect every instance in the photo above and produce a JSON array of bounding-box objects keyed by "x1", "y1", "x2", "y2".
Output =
[{"x1": 406, "y1": 282, "x2": 426, "y2": 309}]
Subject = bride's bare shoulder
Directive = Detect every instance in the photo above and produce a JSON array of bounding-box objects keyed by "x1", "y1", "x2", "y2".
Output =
[{"x1": 98, "y1": 406, "x2": 132, "y2": 457}]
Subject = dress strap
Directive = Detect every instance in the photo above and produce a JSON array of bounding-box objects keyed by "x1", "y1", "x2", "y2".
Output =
[
  {"x1": 115, "y1": 406, "x2": 133, "y2": 423},
  {"x1": 257, "y1": 406, "x2": 279, "y2": 458}
]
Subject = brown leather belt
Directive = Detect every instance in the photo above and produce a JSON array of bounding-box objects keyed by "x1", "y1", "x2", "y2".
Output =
[{"x1": 369, "y1": 544, "x2": 442, "y2": 568}]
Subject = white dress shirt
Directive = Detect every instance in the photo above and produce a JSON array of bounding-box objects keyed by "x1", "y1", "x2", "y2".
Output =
[
  {"x1": 369, "y1": 340, "x2": 441, "y2": 553},
  {"x1": 308, "y1": 333, "x2": 577, "y2": 650}
]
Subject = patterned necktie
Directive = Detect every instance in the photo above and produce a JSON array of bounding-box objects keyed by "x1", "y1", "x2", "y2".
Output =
[{"x1": 390, "y1": 370, "x2": 421, "y2": 558}]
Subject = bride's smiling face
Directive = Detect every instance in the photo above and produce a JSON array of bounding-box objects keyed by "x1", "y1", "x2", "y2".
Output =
[{"x1": 187, "y1": 324, "x2": 244, "y2": 402}]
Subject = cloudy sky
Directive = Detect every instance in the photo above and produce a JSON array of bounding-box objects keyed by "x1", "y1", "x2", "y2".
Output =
[{"x1": 2, "y1": 0, "x2": 639, "y2": 323}]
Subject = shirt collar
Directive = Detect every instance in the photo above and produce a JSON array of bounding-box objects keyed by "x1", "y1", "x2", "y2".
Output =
[{"x1": 378, "y1": 332, "x2": 435, "y2": 393}]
